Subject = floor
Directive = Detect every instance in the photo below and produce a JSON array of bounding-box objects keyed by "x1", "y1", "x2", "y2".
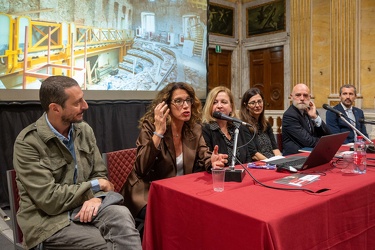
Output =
[{"x1": 0, "y1": 208, "x2": 16, "y2": 249}]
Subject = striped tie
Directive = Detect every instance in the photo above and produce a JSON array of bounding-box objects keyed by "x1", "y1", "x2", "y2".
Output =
[
  {"x1": 346, "y1": 109, "x2": 357, "y2": 141},
  {"x1": 346, "y1": 109, "x2": 356, "y2": 125},
  {"x1": 304, "y1": 112, "x2": 312, "y2": 133}
]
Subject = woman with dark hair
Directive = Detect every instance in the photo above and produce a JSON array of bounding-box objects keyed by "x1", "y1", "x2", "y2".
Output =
[
  {"x1": 240, "y1": 88, "x2": 282, "y2": 160},
  {"x1": 121, "y1": 82, "x2": 227, "y2": 228},
  {"x1": 202, "y1": 86, "x2": 256, "y2": 166}
]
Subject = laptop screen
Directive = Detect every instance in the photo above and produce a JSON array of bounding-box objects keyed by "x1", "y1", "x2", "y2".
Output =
[{"x1": 267, "y1": 131, "x2": 350, "y2": 171}]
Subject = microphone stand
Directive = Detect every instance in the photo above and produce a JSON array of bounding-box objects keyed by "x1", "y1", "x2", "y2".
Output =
[
  {"x1": 225, "y1": 124, "x2": 245, "y2": 182},
  {"x1": 339, "y1": 115, "x2": 375, "y2": 153}
]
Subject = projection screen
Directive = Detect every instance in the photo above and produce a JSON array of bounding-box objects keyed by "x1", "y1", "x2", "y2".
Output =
[{"x1": 0, "y1": 0, "x2": 208, "y2": 101}]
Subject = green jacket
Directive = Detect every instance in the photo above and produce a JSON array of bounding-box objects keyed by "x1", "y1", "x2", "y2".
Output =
[{"x1": 13, "y1": 113, "x2": 107, "y2": 249}]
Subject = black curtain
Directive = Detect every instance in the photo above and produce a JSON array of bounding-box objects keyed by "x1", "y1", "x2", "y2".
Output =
[{"x1": 0, "y1": 100, "x2": 150, "y2": 208}]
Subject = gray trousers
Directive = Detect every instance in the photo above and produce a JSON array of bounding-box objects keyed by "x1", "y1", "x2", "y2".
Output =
[{"x1": 42, "y1": 205, "x2": 142, "y2": 250}]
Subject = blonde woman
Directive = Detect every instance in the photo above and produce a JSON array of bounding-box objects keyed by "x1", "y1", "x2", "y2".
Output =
[{"x1": 202, "y1": 86, "x2": 256, "y2": 166}]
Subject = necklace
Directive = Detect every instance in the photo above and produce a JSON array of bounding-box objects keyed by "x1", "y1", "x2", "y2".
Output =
[{"x1": 172, "y1": 128, "x2": 181, "y2": 137}]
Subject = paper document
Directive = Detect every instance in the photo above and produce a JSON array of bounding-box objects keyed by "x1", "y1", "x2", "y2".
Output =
[
  {"x1": 261, "y1": 155, "x2": 285, "y2": 162},
  {"x1": 274, "y1": 174, "x2": 320, "y2": 187}
]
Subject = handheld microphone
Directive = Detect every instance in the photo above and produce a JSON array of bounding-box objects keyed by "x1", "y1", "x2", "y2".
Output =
[
  {"x1": 322, "y1": 104, "x2": 343, "y2": 117},
  {"x1": 213, "y1": 111, "x2": 252, "y2": 127},
  {"x1": 358, "y1": 118, "x2": 375, "y2": 125}
]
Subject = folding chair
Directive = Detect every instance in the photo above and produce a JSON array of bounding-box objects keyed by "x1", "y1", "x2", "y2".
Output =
[{"x1": 6, "y1": 169, "x2": 24, "y2": 250}]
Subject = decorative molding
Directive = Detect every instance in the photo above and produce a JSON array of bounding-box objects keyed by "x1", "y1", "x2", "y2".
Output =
[
  {"x1": 330, "y1": 0, "x2": 360, "y2": 97},
  {"x1": 290, "y1": 0, "x2": 312, "y2": 89}
]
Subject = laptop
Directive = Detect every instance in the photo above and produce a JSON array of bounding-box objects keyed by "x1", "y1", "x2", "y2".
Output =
[{"x1": 267, "y1": 131, "x2": 350, "y2": 171}]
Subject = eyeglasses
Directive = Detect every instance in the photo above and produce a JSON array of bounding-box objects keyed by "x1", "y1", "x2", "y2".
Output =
[
  {"x1": 172, "y1": 98, "x2": 192, "y2": 106},
  {"x1": 248, "y1": 100, "x2": 263, "y2": 107}
]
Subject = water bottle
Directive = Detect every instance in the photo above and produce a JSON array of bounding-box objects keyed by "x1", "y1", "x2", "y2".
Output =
[{"x1": 353, "y1": 136, "x2": 366, "y2": 174}]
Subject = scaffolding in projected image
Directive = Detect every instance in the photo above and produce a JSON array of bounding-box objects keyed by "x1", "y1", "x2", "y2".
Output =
[
  {"x1": 0, "y1": 13, "x2": 134, "y2": 89},
  {"x1": 22, "y1": 25, "x2": 87, "y2": 89}
]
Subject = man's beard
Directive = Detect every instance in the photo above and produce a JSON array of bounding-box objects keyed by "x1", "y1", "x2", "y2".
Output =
[
  {"x1": 293, "y1": 101, "x2": 309, "y2": 111},
  {"x1": 62, "y1": 114, "x2": 84, "y2": 124},
  {"x1": 343, "y1": 98, "x2": 353, "y2": 107}
]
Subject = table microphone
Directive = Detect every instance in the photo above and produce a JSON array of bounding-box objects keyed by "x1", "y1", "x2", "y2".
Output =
[
  {"x1": 213, "y1": 111, "x2": 252, "y2": 127},
  {"x1": 212, "y1": 111, "x2": 248, "y2": 182},
  {"x1": 356, "y1": 119, "x2": 375, "y2": 152},
  {"x1": 366, "y1": 144, "x2": 375, "y2": 153},
  {"x1": 323, "y1": 104, "x2": 375, "y2": 152},
  {"x1": 322, "y1": 104, "x2": 343, "y2": 117},
  {"x1": 359, "y1": 118, "x2": 375, "y2": 125}
]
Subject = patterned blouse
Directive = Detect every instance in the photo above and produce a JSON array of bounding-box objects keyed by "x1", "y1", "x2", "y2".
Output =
[{"x1": 255, "y1": 123, "x2": 278, "y2": 158}]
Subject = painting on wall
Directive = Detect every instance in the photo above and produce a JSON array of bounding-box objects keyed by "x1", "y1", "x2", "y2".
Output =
[
  {"x1": 208, "y1": 3, "x2": 234, "y2": 37},
  {"x1": 246, "y1": 0, "x2": 285, "y2": 37}
]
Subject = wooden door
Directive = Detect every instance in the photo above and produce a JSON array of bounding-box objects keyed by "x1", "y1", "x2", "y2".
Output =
[
  {"x1": 249, "y1": 46, "x2": 284, "y2": 110},
  {"x1": 208, "y1": 48, "x2": 232, "y2": 92}
]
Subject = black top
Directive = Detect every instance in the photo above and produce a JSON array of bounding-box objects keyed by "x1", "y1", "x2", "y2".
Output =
[{"x1": 254, "y1": 123, "x2": 279, "y2": 158}]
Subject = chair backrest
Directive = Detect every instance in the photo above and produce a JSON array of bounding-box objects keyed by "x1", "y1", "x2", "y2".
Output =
[
  {"x1": 6, "y1": 169, "x2": 24, "y2": 249},
  {"x1": 276, "y1": 133, "x2": 283, "y2": 152},
  {"x1": 102, "y1": 148, "x2": 137, "y2": 193}
]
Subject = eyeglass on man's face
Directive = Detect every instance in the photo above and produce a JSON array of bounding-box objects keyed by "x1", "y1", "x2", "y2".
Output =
[
  {"x1": 248, "y1": 100, "x2": 263, "y2": 107},
  {"x1": 172, "y1": 98, "x2": 192, "y2": 107}
]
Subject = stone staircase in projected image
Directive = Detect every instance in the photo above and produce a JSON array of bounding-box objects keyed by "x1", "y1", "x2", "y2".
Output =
[
  {"x1": 192, "y1": 23, "x2": 205, "y2": 57},
  {"x1": 116, "y1": 40, "x2": 177, "y2": 90}
]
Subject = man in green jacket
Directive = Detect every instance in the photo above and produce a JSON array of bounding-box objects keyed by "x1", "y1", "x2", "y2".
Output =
[{"x1": 13, "y1": 76, "x2": 141, "y2": 249}]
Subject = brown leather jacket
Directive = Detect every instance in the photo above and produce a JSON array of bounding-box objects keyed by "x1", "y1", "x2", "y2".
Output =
[{"x1": 122, "y1": 120, "x2": 212, "y2": 217}]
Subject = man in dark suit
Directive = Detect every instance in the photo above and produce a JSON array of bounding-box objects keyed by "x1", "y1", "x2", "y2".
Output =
[
  {"x1": 282, "y1": 83, "x2": 331, "y2": 155},
  {"x1": 326, "y1": 84, "x2": 368, "y2": 143}
]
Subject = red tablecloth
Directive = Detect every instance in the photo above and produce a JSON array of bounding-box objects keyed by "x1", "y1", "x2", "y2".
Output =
[{"x1": 143, "y1": 155, "x2": 375, "y2": 250}]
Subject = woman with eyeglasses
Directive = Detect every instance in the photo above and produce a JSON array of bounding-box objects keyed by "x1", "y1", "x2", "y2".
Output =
[
  {"x1": 121, "y1": 82, "x2": 227, "y2": 234},
  {"x1": 202, "y1": 86, "x2": 257, "y2": 166},
  {"x1": 240, "y1": 88, "x2": 282, "y2": 160}
]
